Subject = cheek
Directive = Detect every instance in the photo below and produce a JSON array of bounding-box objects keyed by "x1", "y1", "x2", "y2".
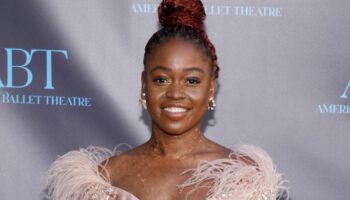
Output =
[
  {"x1": 187, "y1": 88, "x2": 208, "y2": 100},
  {"x1": 146, "y1": 87, "x2": 164, "y2": 112},
  {"x1": 148, "y1": 91, "x2": 163, "y2": 104},
  {"x1": 187, "y1": 86, "x2": 210, "y2": 108}
]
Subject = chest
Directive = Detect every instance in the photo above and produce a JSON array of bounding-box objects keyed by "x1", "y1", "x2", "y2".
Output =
[{"x1": 111, "y1": 161, "x2": 210, "y2": 200}]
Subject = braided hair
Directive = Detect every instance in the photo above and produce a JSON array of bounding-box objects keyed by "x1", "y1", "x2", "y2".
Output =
[{"x1": 143, "y1": 0, "x2": 220, "y2": 79}]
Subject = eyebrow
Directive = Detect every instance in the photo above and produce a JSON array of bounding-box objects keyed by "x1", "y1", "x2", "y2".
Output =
[
  {"x1": 183, "y1": 67, "x2": 205, "y2": 74},
  {"x1": 150, "y1": 66, "x2": 205, "y2": 74},
  {"x1": 150, "y1": 66, "x2": 171, "y2": 73}
]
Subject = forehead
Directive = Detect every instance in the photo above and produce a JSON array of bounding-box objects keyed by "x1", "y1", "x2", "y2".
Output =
[{"x1": 145, "y1": 38, "x2": 211, "y2": 72}]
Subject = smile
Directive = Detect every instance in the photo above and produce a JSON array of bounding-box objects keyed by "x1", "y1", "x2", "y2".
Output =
[{"x1": 163, "y1": 107, "x2": 188, "y2": 113}]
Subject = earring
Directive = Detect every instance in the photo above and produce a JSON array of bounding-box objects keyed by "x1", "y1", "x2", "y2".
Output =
[
  {"x1": 208, "y1": 97, "x2": 216, "y2": 110},
  {"x1": 139, "y1": 92, "x2": 147, "y2": 109}
]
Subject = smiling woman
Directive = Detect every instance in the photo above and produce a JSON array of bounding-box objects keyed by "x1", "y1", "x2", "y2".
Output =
[
  {"x1": 143, "y1": 39, "x2": 215, "y2": 135},
  {"x1": 45, "y1": 0, "x2": 289, "y2": 200}
]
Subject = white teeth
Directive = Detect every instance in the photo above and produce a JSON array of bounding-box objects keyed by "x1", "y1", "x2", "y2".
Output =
[{"x1": 164, "y1": 107, "x2": 187, "y2": 113}]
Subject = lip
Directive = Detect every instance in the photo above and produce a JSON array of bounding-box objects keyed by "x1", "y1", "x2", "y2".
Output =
[
  {"x1": 161, "y1": 103, "x2": 190, "y2": 110},
  {"x1": 163, "y1": 107, "x2": 188, "y2": 113},
  {"x1": 161, "y1": 103, "x2": 191, "y2": 120}
]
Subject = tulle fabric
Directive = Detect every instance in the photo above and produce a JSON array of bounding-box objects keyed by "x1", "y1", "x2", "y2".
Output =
[{"x1": 45, "y1": 144, "x2": 288, "y2": 200}]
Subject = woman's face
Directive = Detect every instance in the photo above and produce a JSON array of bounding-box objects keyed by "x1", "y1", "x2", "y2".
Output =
[{"x1": 142, "y1": 38, "x2": 216, "y2": 135}]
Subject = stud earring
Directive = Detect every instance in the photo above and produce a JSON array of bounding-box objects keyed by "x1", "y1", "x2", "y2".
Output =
[
  {"x1": 208, "y1": 97, "x2": 216, "y2": 110},
  {"x1": 139, "y1": 92, "x2": 147, "y2": 109}
]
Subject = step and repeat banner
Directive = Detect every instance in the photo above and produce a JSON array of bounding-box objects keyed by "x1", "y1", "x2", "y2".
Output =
[{"x1": 1, "y1": 0, "x2": 349, "y2": 199}]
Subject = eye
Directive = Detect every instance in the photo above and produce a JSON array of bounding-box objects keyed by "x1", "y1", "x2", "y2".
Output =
[
  {"x1": 153, "y1": 76, "x2": 168, "y2": 85},
  {"x1": 186, "y1": 77, "x2": 201, "y2": 85}
]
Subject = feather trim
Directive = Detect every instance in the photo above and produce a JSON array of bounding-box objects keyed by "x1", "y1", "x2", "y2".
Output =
[
  {"x1": 45, "y1": 144, "x2": 288, "y2": 200},
  {"x1": 45, "y1": 146, "x2": 138, "y2": 200},
  {"x1": 177, "y1": 144, "x2": 289, "y2": 200}
]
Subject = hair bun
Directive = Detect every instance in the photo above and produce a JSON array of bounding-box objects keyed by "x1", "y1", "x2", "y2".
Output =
[{"x1": 158, "y1": 0, "x2": 206, "y2": 31}]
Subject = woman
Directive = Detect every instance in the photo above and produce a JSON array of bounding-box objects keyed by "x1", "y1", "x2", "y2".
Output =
[{"x1": 46, "y1": 0, "x2": 288, "y2": 199}]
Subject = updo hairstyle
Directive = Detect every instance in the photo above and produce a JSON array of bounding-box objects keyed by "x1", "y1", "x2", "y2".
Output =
[{"x1": 143, "y1": 0, "x2": 220, "y2": 79}]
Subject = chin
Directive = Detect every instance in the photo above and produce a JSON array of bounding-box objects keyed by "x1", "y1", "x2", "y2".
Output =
[
  {"x1": 160, "y1": 125, "x2": 189, "y2": 135},
  {"x1": 155, "y1": 119, "x2": 200, "y2": 136},
  {"x1": 162, "y1": 129, "x2": 189, "y2": 136}
]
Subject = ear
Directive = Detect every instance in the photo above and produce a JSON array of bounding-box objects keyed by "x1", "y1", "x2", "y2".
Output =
[
  {"x1": 209, "y1": 77, "x2": 216, "y2": 98},
  {"x1": 141, "y1": 71, "x2": 146, "y2": 94}
]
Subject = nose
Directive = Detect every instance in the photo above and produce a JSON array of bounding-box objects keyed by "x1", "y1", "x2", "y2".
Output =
[{"x1": 165, "y1": 82, "x2": 185, "y2": 99}]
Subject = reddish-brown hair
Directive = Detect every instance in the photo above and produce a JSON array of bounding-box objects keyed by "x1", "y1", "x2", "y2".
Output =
[{"x1": 144, "y1": 0, "x2": 220, "y2": 78}]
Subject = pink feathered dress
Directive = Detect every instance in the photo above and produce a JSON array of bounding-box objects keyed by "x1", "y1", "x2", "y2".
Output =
[{"x1": 45, "y1": 144, "x2": 288, "y2": 200}]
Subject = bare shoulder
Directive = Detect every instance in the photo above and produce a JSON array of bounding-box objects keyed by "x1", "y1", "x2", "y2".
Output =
[
  {"x1": 203, "y1": 140, "x2": 259, "y2": 167},
  {"x1": 198, "y1": 138, "x2": 232, "y2": 160},
  {"x1": 230, "y1": 144, "x2": 269, "y2": 167},
  {"x1": 98, "y1": 145, "x2": 146, "y2": 181}
]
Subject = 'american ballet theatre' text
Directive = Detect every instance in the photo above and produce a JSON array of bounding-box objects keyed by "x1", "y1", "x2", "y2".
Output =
[
  {"x1": 0, "y1": 92, "x2": 92, "y2": 107},
  {"x1": 131, "y1": 3, "x2": 283, "y2": 17}
]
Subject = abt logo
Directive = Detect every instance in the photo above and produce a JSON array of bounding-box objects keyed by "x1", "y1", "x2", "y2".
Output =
[{"x1": 0, "y1": 48, "x2": 68, "y2": 90}]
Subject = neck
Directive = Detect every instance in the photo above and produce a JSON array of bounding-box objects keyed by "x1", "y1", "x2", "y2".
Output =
[{"x1": 147, "y1": 125, "x2": 206, "y2": 159}]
